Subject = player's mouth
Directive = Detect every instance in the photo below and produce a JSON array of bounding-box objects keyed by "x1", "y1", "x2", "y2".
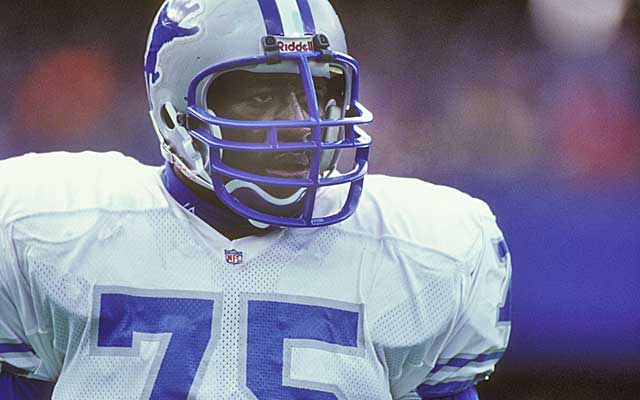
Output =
[{"x1": 264, "y1": 152, "x2": 310, "y2": 179}]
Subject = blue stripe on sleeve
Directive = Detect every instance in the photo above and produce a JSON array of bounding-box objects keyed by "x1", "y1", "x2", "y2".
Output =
[
  {"x1": 431, "y1": 351, "x2": 504, "y2": 374},
  {"x1": 257, "y1": 0, "x2": 285, "y2": 36},
  {"x1": 0, "y1": 344, "x2": 31, "y2": 354},
  {"x1": 417, "y1": 380, "x2": 476, "y2": 398},
  {"x1": 0, "y1": 371, "x2": 54, "y2": 400},
  {"x1": 420, "y1": 386, "x2": 479, "y2": 400},
  {"x1": 295, "y1": 0, "x2": 316, "y2": 35}
]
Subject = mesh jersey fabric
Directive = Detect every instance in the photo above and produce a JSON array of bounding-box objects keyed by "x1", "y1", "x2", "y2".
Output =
[{"x1": 0, "y1": 152, "x2": 510, "y2": 399}]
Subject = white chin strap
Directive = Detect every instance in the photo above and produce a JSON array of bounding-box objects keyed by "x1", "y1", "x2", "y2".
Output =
[
  {"x1": 224, "y1": 179, "x2": 307, "y2": 229},
  {"x1": 225, "y1": 179, "x2": 306, "y2": 206}
]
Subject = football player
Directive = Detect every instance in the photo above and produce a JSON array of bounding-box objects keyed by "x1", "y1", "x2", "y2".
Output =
[{"x1": 0, "y1": 0, "x2": 511, "y2": 399}]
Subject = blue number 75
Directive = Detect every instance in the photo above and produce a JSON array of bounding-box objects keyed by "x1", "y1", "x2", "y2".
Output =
[{"x1": 92, "y1": 287, "x2": 362, "y2": 399}]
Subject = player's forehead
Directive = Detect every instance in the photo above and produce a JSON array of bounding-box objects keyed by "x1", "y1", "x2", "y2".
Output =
[{"x1": 211, "y1": 71, "x2": 328, "y2": 93}]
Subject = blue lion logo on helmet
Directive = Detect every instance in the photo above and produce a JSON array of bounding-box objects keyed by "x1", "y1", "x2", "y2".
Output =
[{"x1": 145, "y1": 0, "x2": 201, "y2": 86}]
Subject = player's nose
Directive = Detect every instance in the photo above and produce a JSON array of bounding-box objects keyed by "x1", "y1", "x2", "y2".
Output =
[
  {"x1": 278, "y1": 91, "x2": 311, "y2": 142},
  {"x1": 279, "y1": 91, "x2": 310, "y2": 120}
]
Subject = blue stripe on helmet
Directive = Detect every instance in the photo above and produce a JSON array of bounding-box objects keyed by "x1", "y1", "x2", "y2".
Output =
[
  {"x1": 257, "y1": 0, "x2": 285, "y2": 36},
  {"x1": 295, "y1": 0, "x2": 316, "y2": 35}
]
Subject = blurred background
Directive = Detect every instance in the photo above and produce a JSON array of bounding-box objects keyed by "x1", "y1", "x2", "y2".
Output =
[{"x1": 1, "y1": 0, "x2": 638, "y2": 398}]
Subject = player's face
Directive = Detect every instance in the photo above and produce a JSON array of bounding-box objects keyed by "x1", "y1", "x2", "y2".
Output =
[{"x1": 207, "y1": 71, "x2": 339, "y2": 195}]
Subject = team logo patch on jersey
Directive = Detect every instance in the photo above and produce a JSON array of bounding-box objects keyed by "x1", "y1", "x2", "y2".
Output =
[{"x1": 225, "y1": 249, "x2": 243, "y2": 265}]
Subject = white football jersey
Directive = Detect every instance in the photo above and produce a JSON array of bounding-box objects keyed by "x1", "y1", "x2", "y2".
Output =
[{"x1": 0, "y1": 152, "x2": 511, "y2": 399}]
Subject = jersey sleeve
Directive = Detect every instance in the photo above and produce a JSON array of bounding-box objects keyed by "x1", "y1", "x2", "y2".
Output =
[
  {"x1": 415, "y1": 217, "x2": 511, "y2": 399},
  {"x1": 0, "y1": 226, "x2": 56, "y2": 382},
  {"x1": 370, "y1": 203, "x2": 512, "y2": 400}
]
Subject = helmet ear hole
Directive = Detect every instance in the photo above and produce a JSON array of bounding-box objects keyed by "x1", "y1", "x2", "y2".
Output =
[{"x1": 160, "y1": 104, "x2": 176, "y2": 130}]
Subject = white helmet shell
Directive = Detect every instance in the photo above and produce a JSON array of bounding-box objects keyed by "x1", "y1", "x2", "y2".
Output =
[
  {"x1": 144, "y1": 0, "x2": 373, "y2": 228},
  {"x1": 145, "y1": 0, "x2": 348, "y2": 185}
]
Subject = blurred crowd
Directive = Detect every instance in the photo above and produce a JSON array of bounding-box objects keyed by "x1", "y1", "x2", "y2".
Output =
[
  {"x1": 1, "y1": 1, "x2": 639, "y2": 398},
  {"x1": 343, "y1": 0, "x2": 640, "y2": 187}
]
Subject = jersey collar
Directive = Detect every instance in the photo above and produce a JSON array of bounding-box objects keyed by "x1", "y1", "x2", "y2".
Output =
[{"x1": 161, "y1": 164, "x2": 275, "y2": 240}]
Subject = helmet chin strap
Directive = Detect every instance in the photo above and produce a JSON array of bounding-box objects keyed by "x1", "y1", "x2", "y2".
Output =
[
  {"x1": 225, "y1": 180, "x2": 306, "y2": 206},
  {"x1": 224, "y1": 179, "x2": 307, "y2": 228},
  {"x1": 154, "y1": 101, "x2": 212, "y2": 186},
  {"x1": 168, "y1": 150, "x2": 214, "y2": 190}
]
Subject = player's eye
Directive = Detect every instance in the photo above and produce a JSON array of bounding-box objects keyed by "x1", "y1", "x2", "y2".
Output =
[{"x1": 252, "y1": 94, "x2": 273, "y2": 104}]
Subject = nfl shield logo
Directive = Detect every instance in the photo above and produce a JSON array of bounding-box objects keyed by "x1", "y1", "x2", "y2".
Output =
[{"x1": 225, "y1": 249, "x2": 243, "y2": 265}]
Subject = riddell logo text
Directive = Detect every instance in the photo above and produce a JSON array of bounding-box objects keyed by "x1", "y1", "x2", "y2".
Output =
[{"x1": 277, "y1": 40, "x2": 315, "y2": 52}]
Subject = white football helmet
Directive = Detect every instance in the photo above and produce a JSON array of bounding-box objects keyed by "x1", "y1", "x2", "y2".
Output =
[{"x1": 145, "y1": 0, "x2": 372, "y2": 227}]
